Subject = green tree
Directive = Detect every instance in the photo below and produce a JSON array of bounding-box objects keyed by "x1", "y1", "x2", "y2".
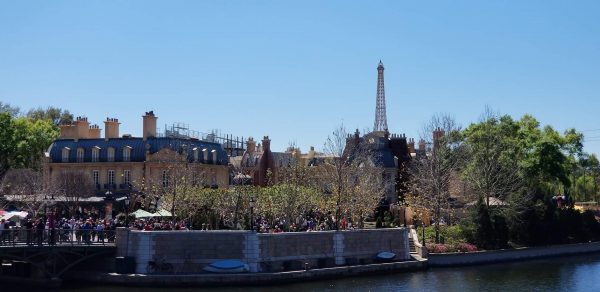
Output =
[
  {"x1": 11, "y1": 117, "x2": 59, "y2": 169},
  {"x1": 463, "y1": 109, "x2": 523, "y2": 207},
  {"x1": 0, "y1": 112, "x2": 16, "y2": 176},
  {"x1": 0, "y1": 102, "x2": 20, "y2": 117},
  {"x1": 26, "y1": 106, "x2": 73, "y2": 125}
]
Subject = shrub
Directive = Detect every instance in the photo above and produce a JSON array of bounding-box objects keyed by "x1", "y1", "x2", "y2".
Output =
[
  {"x1": 426, "y1": 243, "x2": 449, "y2": 253},
  {"x1": 456, "y1": 243, "x2": 478, "y2": 252}
]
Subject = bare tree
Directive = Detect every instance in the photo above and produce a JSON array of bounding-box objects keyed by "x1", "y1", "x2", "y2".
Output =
[
  {"x1": 0, "y1": 168, "x2": 44, "y2": 213},
  {"x1": 52, "y1": 170, "x2": 94, "y2": 215},
  {"x1": 408, "y1": 114, "x2": 466, "y2": 243},
  {"x1": 321, "y1": 125, "x2": 388, "y2": 229}
]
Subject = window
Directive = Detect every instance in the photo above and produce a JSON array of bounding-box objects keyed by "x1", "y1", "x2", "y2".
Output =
[
  {"x1": 211, "y1": 149, "x2": 217, "y2": 164},
  {"x1": 77, "y1": 148, "x2": 84, "y2": 162},
  {"x1": 107, "y1": 147, "x2": 115, "y2": 162},
  {"x1": 92, "y1": 147, "x2": 100, "y2": 162},
  {"x1": 108, "y1": 170, "x2": 115, "y2": 186},
  {"x1": 62, "y1": 147, "x2": 70, "y2": 162},
  {"x1": 93, "y1": 170, "x2": 99, "y2": 185},
  {"x1": 162, "y1": 170, "x2": 169, "y2": 188},
  {"x1": 123, "y1": 170, "x2": 130, "y2": 185},
  {"x1": 123, "y1": 146, "x2": 131, "y2": 162}
]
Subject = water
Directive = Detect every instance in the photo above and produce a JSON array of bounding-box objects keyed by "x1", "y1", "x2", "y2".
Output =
[{"x1": 63, "y1": 254, "x2": 600, "y2": 292}]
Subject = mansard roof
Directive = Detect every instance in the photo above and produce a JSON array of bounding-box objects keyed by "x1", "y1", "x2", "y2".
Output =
[{"x1": 47, "y1": 137, "x2": 229, "y2": 165}]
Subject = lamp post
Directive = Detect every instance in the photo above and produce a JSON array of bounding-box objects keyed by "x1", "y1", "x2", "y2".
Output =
[
  {"x1": 335, "y1": 201, "x2": 340, "y2": 231},
  {"x1": 124, "y1": 197, "x2": 130, "y2": 228},
  {"x1": 422, "y1": 222, "x2": 426, "y2": 246},
  {"x1": 351, "y1": 198, "x2": 356, "y2": 229},
  {"x1": 46, "y1": 194, "x2": 55, "y2": 245},
  {"x1": 249, "y1": 194, "x2": 255, "y2": 232},
  {"x1": 105, "y1": 190, "x2": 114, "y2": 221}
]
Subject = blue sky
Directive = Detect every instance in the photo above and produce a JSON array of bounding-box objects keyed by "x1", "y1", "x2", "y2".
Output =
[{"x1": 1, "y1": 1, "x2": 600, "y2": 154}]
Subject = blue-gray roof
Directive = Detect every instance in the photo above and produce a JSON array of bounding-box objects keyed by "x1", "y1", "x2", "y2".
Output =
[
  {"x1": 48, "y1": 137, "x2": 229, "y2": 165},
  {"x1": 346, "y1": 136, "x2": 397, "y2": 168}
]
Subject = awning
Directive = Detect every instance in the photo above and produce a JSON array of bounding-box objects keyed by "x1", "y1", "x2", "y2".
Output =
[
  {"x1": 152, "y1": 209, "x2": 173, "y2": 217},
  {"x1": 130, "y1": 209, "x2": 154, "y2": 218},
  {"x1": 0, "y1": 211, "x2": 29, "y2": 221}
]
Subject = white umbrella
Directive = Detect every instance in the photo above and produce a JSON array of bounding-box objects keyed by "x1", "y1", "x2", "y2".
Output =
[
  {"x1": 130, "y1": 209, "x2": 154, "y2": 218},
  {"x1": 152, "y1": 209, "x2": 173, "y2": 217}
]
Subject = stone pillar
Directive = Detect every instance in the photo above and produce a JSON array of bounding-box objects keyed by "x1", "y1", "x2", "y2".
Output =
[
  {"x1": 244, "y1": 232, "x2": 260, "y2": 272},
  {"x1": 333, "y1": 232, "x2": 345, "y2": 266},
  {"x1": 115, "y1": 227, "x2": 129, "y2": 257},
  {"x1": 133, "y1": 232, "x2": 153, "y2": 274}
]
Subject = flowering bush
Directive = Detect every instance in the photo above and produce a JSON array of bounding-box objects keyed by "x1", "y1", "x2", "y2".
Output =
[
  {"x1": 425, "y1": 242, "x2": 478, "y2": 253},
  {"x1": 456, "y1": 243, "x2": 478, "y2": 252},
  {"x1": 426, "y1": 243, "x2": 449, "y2": 253}
]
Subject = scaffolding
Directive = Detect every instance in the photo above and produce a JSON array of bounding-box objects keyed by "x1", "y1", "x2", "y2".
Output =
[{"x1": 160, "y1": 122, "x2": 246, "y2": 157}]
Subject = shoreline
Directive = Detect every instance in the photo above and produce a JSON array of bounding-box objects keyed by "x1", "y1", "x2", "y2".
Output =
[
  {"x1": 7, "y1": 241, "x2": 600, "y2": 288},
  {"x1": 66, "y1": 259, "x2": 427, "y2": 287},
  {"x1": 67, "y1": 241, "x2": 600, "y2": 288}
]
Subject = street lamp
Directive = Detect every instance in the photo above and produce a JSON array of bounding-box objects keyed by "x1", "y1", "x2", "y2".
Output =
[
  {"x1": 422, "y1": 221, "x2": 426, "y2": 246},
  {"x1": 351, "y1": 198, "x2": 356, "y2": 229},
  {"x1": 105, "y1": 190, "x2": 114, "y2": 221},
  {"x1": 45, "y1": 194, "x2": 56, "y2": 245},
  {"x1": 124, "y1": 196, "x2": 130, "y2": 228},
  {"x1": 249, "y1": 194, "x2": 255, "y2": 232}
]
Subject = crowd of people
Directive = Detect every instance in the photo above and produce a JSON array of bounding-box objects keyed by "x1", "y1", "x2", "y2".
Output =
[
  {"x1": 0, "y1": 216, "x2": 122, "y2": 246},
  {"x1": 0, "y1": 209, "x2": 361, "y2": 245},
  {"x1": 129, "y1": 218, "x2": 189, "y2": 231},
  {"x1": 252, "y1": 213, "x2": 355, "y2": 233}
]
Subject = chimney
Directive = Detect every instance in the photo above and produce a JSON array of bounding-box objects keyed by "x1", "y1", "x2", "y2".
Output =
[
  {"x1": 247, "y1": 137, "x2": 256, "y2": 154},
  {"x1": 142, "y1": 111, "x2": 158, "y2": 141},
  {"x1": 408, "y1": 138, "x2": 416, "y2": 153},
  {"x1": 262, "y1": 136, "x2": 271, "y2": 152},
  {"x1": 307, "y1": 146, "x2": 316, "y2": 160},
  {"x1": 75, "y1": 116, "x2": 90, "y2": 140},
  {"x1": 433, "y1": 128, "x2": 445, "y2": 150},
  {"x1": 104, "y1": 117, "x2": 120, "y2": 140},
  {"x1": 418, "y1": 139, "x2": 426, "y2": 151},
  {"x1": 88, "y1": 124, "x2": 101, "y2": 139},
  {"x1": 59, "y1": 123, "x2": 77, "y2": 139}
]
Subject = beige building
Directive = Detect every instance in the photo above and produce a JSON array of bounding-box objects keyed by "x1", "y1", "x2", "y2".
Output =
[{"x1": 43, "y1": 111, "x2": 230, "y2": 199}]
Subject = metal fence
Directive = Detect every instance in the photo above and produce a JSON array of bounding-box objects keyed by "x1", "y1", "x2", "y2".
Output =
[{"x1": 0, "y1": 228, "x2": 116, "y2": 247}]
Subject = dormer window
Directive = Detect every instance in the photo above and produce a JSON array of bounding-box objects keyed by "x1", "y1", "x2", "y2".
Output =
[
  {"x1": 92, "y1": 146, "x2": 100, "y2": 162},
  {"x1": 107, "y1": 147, "x2": 115, "y2": 162},
  {"x1": 62, "y1": 147, "x2": 70, "y2": 163},
  {"x1": 123, "y1": 146, "x2": 132, "y2": 162},
  {"x1": 202, "y1": 148, "x2": 208, "y2": 162},
  {"x1": 193, "y1": 147, "x2": 199, "y2": 162},
  {"x1": 211, "y1": 149, "x2": 217, "y2": 164},
  {"x1": 77, "y1": 148, "x2": 84, "y2": 162}
]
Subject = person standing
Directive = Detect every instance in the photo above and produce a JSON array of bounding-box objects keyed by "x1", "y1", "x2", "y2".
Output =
[
  {"x1": 36, "y1": 219, "x2": 45, "y2": 246},
  {"x1": 25, "y1": 219, "x2": 33, "y2": 245},
  {"x1": 0, "y1": 219, "x2": 5, "y2": 245}
]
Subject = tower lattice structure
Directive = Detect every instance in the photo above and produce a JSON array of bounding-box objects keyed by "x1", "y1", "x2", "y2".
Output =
[{"x1": 374, "y1": 60, "x2": 388, "y2": 132}]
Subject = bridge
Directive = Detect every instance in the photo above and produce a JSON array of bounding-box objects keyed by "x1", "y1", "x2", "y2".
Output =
[{"x1": 0, "y1": 229, "x2": 116, "y2": 279}]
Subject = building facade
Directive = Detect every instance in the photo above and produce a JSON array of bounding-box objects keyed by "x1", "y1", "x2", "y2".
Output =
[{"x1": 43, "y1": 111, "x2": 230, "y2": 199}]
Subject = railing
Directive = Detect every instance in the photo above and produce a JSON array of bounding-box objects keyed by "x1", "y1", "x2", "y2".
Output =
[
  {"x1": 0, "y1": 228, "x2": 116, "y2": 247},
  {"x1": 410, "y1": 227, "x2": 428, "y2": 259}
]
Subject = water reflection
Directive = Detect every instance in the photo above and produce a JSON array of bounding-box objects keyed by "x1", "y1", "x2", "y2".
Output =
[{"x1": 62, "y1": 253, "x2": 600, "y2": 292}]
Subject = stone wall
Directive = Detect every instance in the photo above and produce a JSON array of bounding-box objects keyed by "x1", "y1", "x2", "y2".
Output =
[
  {"x1": 115, "y1": 228, "x2": 409, "y2": 274},
  {"x1": 428, "y1": 242, "x2": 600, "y2": 267}
]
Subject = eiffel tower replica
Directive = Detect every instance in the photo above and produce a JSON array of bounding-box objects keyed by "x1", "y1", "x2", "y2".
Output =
[{"x1": 374, "y1": 60, "x2": 388, "y2": 135}]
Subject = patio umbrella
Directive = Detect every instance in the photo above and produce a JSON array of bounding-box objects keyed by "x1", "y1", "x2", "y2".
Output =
[
  {"x1": 152, "y1": 209, "x2": 173, "y2": 217},
  {"x1": 130, "y1": 209, "x2": 154, "y2": 218}
]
